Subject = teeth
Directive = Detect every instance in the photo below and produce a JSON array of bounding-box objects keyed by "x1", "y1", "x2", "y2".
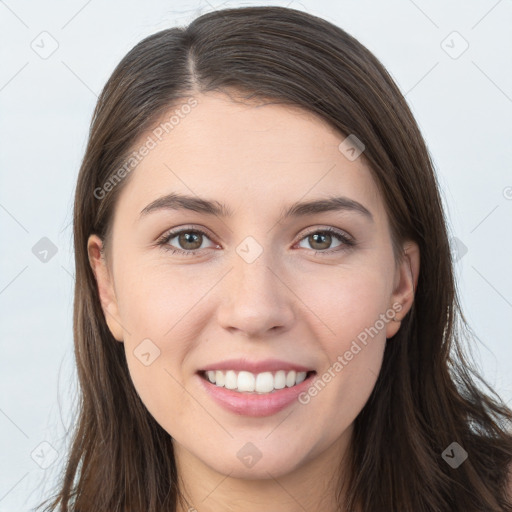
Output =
[
  {"x1": 274, "y1": 370, "x2": 286, "y2": 389},
  {"x1": 255, "y1": 372, "x2": 274, "y2": 393},
  {"x1": 225, "y1": 370, "x2": 237, "y2": 390},
  {"x1": 238, "y1": 371, "x2": 255, "y2": 392},
  {"x1": 203, "y1": 369, "x2": 309, "y2": 393},
  {"x1": 295, "y1": 371, "x2": 307, "y2": 384},
  {"x1": 285, "y1": 370, "x2": 296, "y2": 387},
  {"x1": 215, "y1": 370, "x2": 225, "y2": 387}
]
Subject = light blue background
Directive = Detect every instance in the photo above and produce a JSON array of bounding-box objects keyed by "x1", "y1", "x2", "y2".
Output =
[{"x1": 1, "y1": 0, "x2": 511, "y2": 510}]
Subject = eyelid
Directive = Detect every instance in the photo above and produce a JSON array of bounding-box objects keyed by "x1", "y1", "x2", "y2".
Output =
[
  {"x1": 156, "y1": 224, "x2": 355, "y2": 255},
  {"x1": 156, "y1": 225, "x2": 218, "y2": 251},
  {"x1": 297, "y1": 225, "x2": 354, "y2": 244},
  {"x1": 157, "y1": 224, "x2": 216, "y2": 241},
  {"x1": 294, "y1": 226, "x2": 355, "y2": 255}
]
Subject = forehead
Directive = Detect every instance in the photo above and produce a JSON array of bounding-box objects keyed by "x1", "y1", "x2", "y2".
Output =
[{"x1": 114, "y1": 91, "x2": 383, "y2": 221}]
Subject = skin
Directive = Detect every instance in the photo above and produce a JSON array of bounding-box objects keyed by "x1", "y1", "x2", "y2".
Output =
[{"x1": 88, "y1": 90, "x2": 420, "y2": 512}]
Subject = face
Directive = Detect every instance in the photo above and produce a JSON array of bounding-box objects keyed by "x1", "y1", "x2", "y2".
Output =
[{"x1": 88, "y1": 90, "x2": 418, "y2": 481}]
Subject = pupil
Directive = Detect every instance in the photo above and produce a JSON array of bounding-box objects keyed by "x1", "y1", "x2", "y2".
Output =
[
  {"x1": 311, "y1": 233, "x2": 331, "y2": 250},
  {"x1": 180, "y1": 232, "x2": 201, "y2": 249}
]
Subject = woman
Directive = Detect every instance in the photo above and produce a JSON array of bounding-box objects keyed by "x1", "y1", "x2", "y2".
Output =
[{"x1": 39, "y1": 6, "x2": 512, "y2": 511}]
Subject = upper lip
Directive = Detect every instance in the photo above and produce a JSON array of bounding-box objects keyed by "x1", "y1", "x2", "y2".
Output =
[{"x1": 199, "y1": 358, "x2": 315, "y2": 374}]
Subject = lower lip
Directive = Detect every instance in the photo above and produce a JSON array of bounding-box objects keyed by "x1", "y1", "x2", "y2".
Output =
[{"x1": 197, "y1": 372, "x2": 316, "y2": 417}]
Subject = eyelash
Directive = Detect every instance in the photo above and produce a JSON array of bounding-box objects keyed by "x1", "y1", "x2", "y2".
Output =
[{"x1": 156, "y1": 226, "x2": 356, "y2": 257}]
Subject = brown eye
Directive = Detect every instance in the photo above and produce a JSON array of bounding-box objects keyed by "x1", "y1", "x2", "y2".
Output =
[
  {"x1": 158, "y1": 227, "x2": 216, "y2": 255},
  {"x1": 297, "y1": 228, "x2": 353, "y2": 254},
  {"x1": 308, "y1": 232, "x2": 333, "y2": 250},
  {"x1": 177, "y1": 231, "x2": 203, "y2": 250}
]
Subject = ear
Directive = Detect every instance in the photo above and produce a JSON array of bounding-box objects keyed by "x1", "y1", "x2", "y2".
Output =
[
  {"x1": 385, "y1": 240, "x2": 420, "y2": 339},
  {"x1": 87, "y1": 234, "x2": 124, "y2": 342}
]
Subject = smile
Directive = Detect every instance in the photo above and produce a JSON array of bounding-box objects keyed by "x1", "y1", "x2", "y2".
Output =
[{"x1": 200, "y1": 369, "x2": 313, "y2": 394}]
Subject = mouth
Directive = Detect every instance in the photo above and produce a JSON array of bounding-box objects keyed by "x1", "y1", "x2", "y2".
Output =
[
  {"x1": 198, "y1": 369, "x2": 317, "y2": 395},
  {"x1": 195, "y1": 358, "x2": 318, "y2": 416}
]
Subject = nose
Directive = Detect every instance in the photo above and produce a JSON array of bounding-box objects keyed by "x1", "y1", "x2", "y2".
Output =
[{"x1": 216, "y1": 251, "x2": 296, "y2": 338}]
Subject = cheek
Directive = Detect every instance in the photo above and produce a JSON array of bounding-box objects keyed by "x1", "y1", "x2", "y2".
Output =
[
  {"x1": 293, "y1": 265, "x2": 390, "y2": 412},
  {"x1": 115, "y1": 257, "x2": 208, "y2": 340},
  {"x1": 121, "y1": 315, "x2": 198, "y2": 437},
  {"x1": 294, "y1": 262, "x2": 393, "y2": 345},
  {"x1": 113, "y1": 261, "x2": 204, "y2": 425}
]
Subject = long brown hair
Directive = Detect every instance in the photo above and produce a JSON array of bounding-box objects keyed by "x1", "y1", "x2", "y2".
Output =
[{"x1": 39, "y1": 6, "x2": 512, "y2": 511}]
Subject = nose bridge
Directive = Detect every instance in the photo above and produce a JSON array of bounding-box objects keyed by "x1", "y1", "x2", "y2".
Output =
[
  {"x1": 234, "y1": 249, "x2": 277, "y2": 300},
  {"x1": 216, "y1": 238, "x2": 295, "y2": 336}
]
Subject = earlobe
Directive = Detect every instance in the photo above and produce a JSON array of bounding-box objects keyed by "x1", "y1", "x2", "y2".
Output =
[
  {"x1": 385, "y1": 241, "x2": 420, "y2": 339},
  {"x1": 87, "y1": 234, "x2": 125, "y2": 342}
]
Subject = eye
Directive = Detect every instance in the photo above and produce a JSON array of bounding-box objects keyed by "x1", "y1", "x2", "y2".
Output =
[
  {"x1": 296, "y1": 227, "x2": 355, "y2": 254},
  {"x1": 156, "y1": 225, "x2": 355, "y2": 256},
  {"x1": 156, "y1": 227, "x2": 217, "y2": 256}
]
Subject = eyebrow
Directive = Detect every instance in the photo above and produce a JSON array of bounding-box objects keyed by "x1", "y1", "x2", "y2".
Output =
[{"x1": 139, "y1": 192, "x2": 374, "y2": 223}]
